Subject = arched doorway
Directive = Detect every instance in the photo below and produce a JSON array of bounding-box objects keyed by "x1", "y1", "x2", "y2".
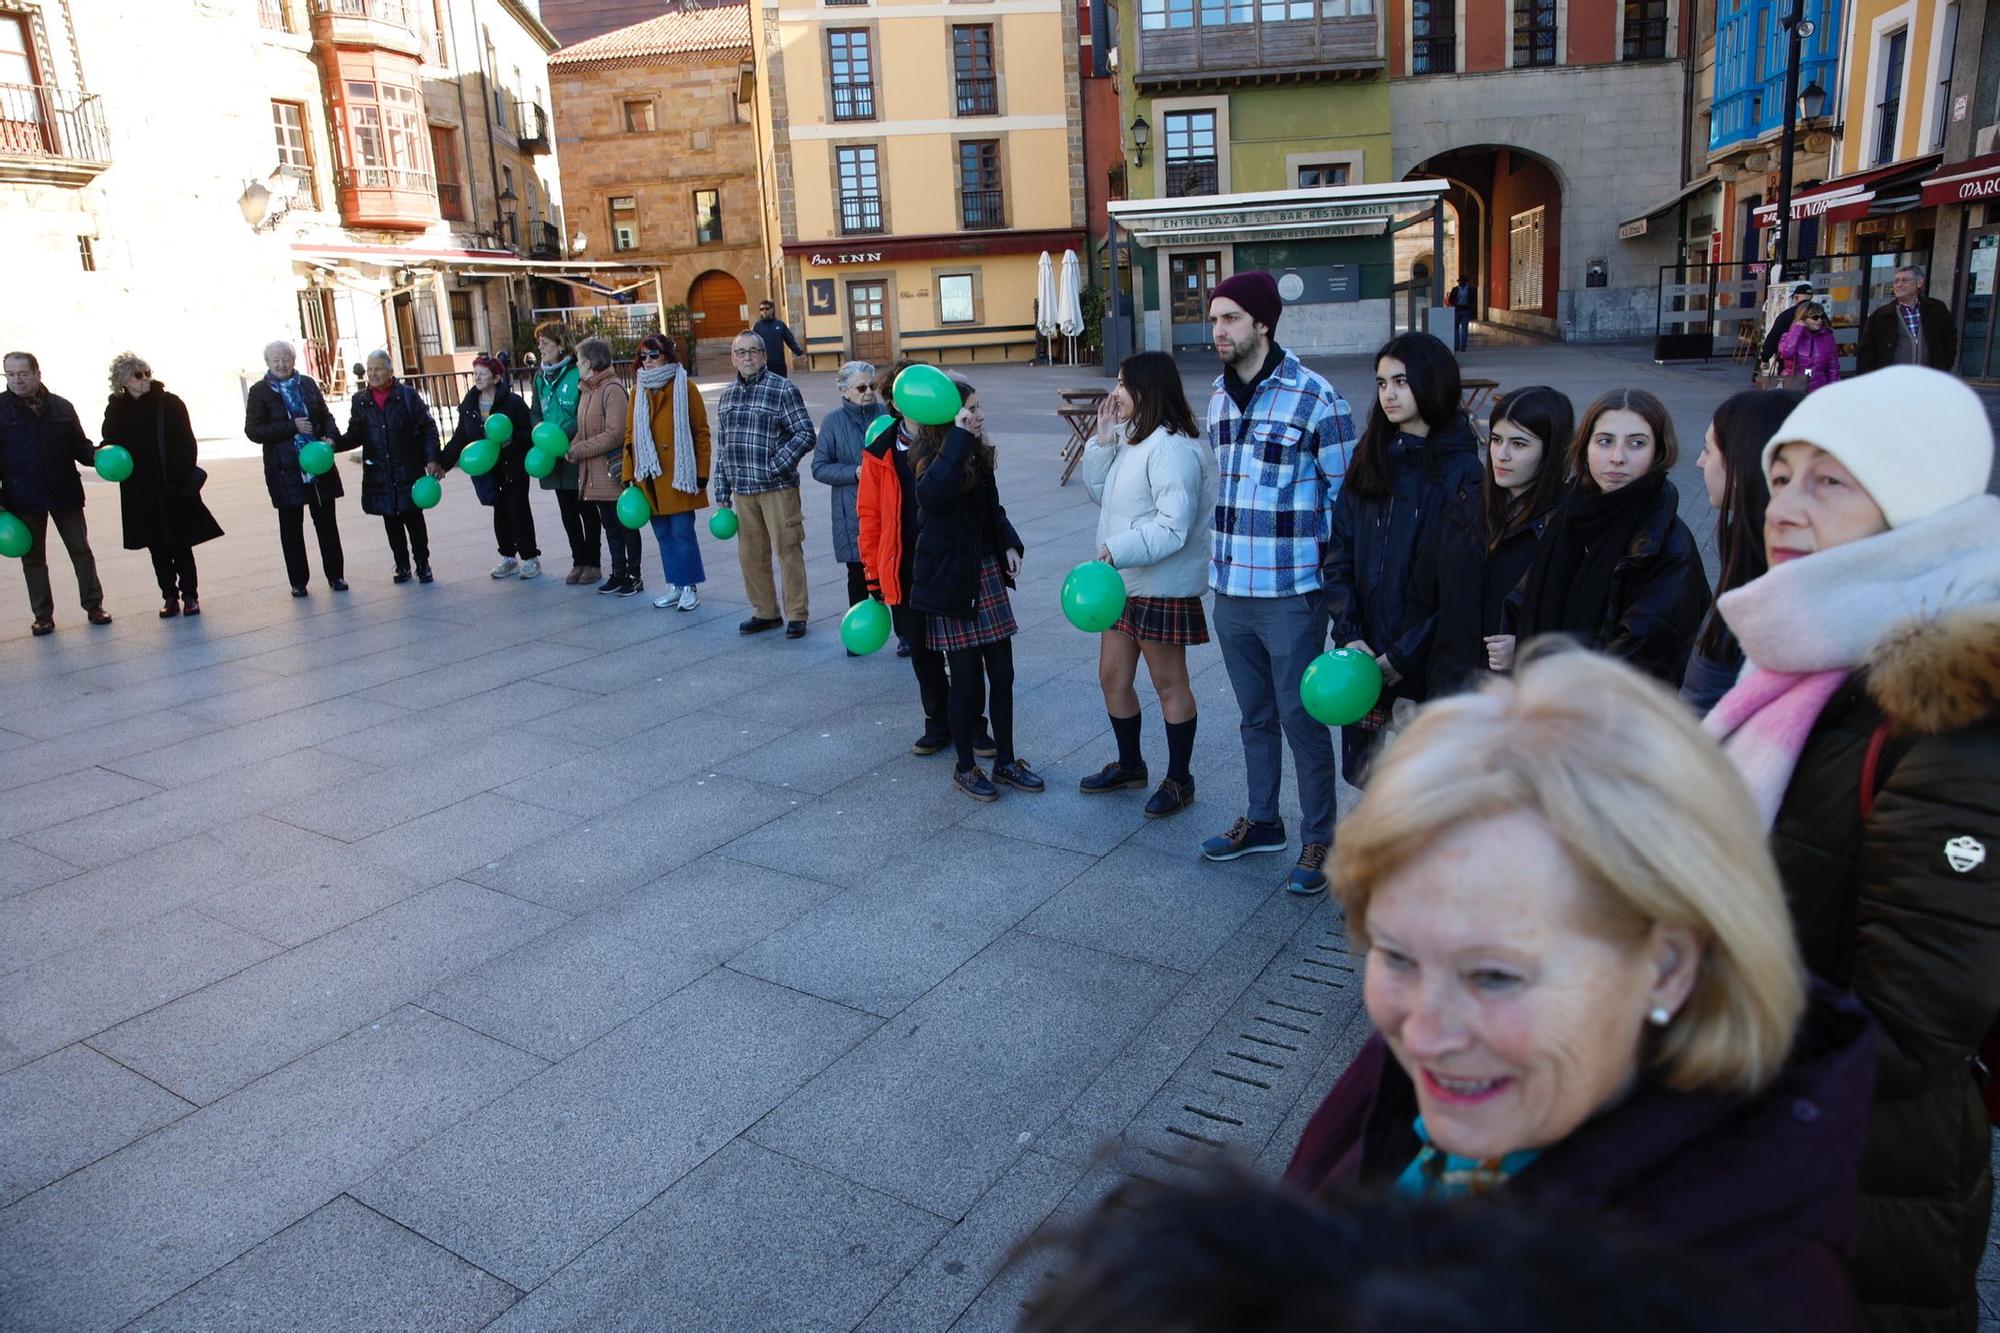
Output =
[
  {"x1": 1406, "y1": 146, "x2": 1563, "y2": 337},
  {"x1": 688, "y1": 271, "x2": 748, "y2": 340}
]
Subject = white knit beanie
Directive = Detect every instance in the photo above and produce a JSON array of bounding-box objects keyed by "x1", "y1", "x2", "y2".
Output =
[{"x1": 1760, "y1": 366, "x2": 1994, "y2": 528}]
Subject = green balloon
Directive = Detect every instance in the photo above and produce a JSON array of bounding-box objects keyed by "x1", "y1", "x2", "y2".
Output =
[
  {"x1": 1300, "y1": 649, "x2": 1384, "y2": 727},
  {"x1": 615, "y1": 485, "x2": 652, "y2": 530},
  {"x1": 410, "y1": 474, "x2": 442, "y2": 509},
  {"x1": 893, "y1": 364, "x2": 961, "y2": 427},
  {"x1": 0, "y1": 509, "x2": 28, "y2": 559},
  {"x1": 522, "y1": 446, "x2": 558, "y2": 478},
  {"x1": 863, "y1": 414, "x2": 898, "y2": 449},
  {"x1": 298, "y1": 441, "x2": 335, "y2": 476},
  {"x1": 709, "y1": 507, "x2": 739, "y2": 540},
  {"x1": 840, "y1": 598, "x2": 892, "y2": 655},
  {"x1": 484, "y1": 412, "x2": 514, "y2": 444},
  {"x1": 531, "y1": 421, "x2": 567, "y2": 454},
  {"x1": 1060, "y1": 560, "x2": 1127, "y2": 633},
  {"x1": 93, "y1": 445, "x2": 133, "y2": 483},
  {"x1": 459, "y1": 437, "x2": 499, "y2": 476}
]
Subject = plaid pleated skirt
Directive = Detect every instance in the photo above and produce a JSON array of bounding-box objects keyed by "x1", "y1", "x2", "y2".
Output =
[
  {"x1": 1112, "y1": 594, "x2": 1210, "y2": 646},
  {"x1": 928, "y1": 555, "x2": 1018, "y2": 652}
]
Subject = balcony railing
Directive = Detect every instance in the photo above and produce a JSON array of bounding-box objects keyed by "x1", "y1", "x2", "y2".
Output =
[
  {"x1": 529, "y1": 220, "x2": 562, "y2": 259},
  {"x1": 313, "y1": 0, "x2": 410, "y2": 21},
  {"x1": 840, "y1": 193, "x2": 884, "y2": 234},
  {"x1": 436, "y1": 180, "x2": 466, "y2": 220},
  {"x1": 955, "y1": 76, "x2": 997, "y2": 115},
  {"x1": 516, "y1": 101, "x2": 551, "y2": 152},
  {"x1": 259, "y1": 0, "x2": 300, "y2": 32},
  {"x1": 1411, "y1": 33, "x2": 1455, "y2": 73},
  {"x1": 832, "y1": 81, "x2": 874, "y2": 121},
  {"x1": 1623, "y1": 17, "x2": 1668, "y2": 60},
  {"x1": 1163, "y1": 157, "x2": 1218, "y2": 198},
  {"x1": 308, "y1": 0, "x2": 421, "y2": 57},
  {"x1": 960, "y1": 187, "x2": 1005, "y2": 230},
  {"x1": 0, "y1": 83, "x2": 111, "y2": 185},
  {"x1": 1136, "y1": 10, "x2": 1379, "y2": 89}
]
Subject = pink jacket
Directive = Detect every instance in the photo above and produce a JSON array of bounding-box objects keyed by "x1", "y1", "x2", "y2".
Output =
[{"x1": 1777, "y1": 323, "x2": 1841, "y2": 387}]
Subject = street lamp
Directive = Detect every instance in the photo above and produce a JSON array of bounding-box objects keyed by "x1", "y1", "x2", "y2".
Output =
[
  {"x1": 1130, "y1": 114, "x2": 1150, "y2": 168},
  {"x1": 1772, "y1": 0, "x2": 1814, "y2": 281},
  {"x1": 1799, "y1": 78, "x2": 1827, "y2": 122}
]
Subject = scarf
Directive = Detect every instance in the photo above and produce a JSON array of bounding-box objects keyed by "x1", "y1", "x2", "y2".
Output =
[
  {"x1": 631, "y1": 361, "x2": 694, "y2": 493},
  {"x1": 1395, "y1": 1117, "x2": 1539, "y2": 1199},
  {"x1": 1518, "y1": 471, "x2": 1668, "y2": 641},
  {"x1": 270, "y1": 372, "x2": 314, "y2": 484},
  {"x1": 1703, "y1": 495, "x2": 2000, "y2": 825}
]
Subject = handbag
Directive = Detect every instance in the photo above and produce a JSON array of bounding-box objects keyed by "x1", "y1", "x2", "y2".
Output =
[{"x1": 1756, "y1": 373, "x2": 1812, "y2": 392}]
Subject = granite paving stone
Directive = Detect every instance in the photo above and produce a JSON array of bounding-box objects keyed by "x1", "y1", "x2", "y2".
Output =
[
  {"x1": 0, "y1": 906, "x2": 280, "y2": 1074},
  {"x1": 180, "y1": 650, "x2": 435, "y2": 725},
  {"x1": 0, "y1": 838, "x2": 77, "y2": 900},
  {"x1": 489, "y1": 1139, "x2": 948, "y2": 1333},
  {"x1": 351, "y1": 638, "x2": 599, "y2": 709},
  {"x1": 1019, "y1": 839, "x2": 1278, "y2": 973},
  {"x1": 0, "y1": 1045, "x2": 193, "y2": 1208},
  {"x1": 196, "y1": 847, "x2": 428, "y2": 947},
  {"x1": 749, "y1": 930, "x2": 1186, "y2": 1220},
  {"x1": 276, "y1": 729, "x2": 598, "y2": 843},
  {"x1": 89, "y1": 881, "x2": 565, "y2": 1104},
  {"x1": 0, "y1": 764, "x2": 160, "y2": 838},
  {"x1": 101, "y1": 693, "x2": 413, "y2": 787},
  {"x1": 719, "y1": 698, "x2": 934, "y2": 796},
  {"x1": 490, "y1": 709, "x2": 792, "y2": 815},
  {"x1": 940, "y1": 1164, "x2": 1128, "y2": 1333},
  {"x1": 314, "y1": 678, "x2": 593, "y2": 765},
  {"x1": 589, "y1": 854, "x2": 847, "y2": 959},
  {"x1": 721, "y1": 753, "x2": 978, "y2": 889},
  {"x1": 350, "y1": 791, "x2": 578, "y2": 889},
  {"x1": 353, "y1": 969, "x2": 881, "y2": 1289},
  {"x1": 0, "y1": 1006, "x2": 544, "y2": 1332},
  {"x1": 0, "y1": 707, "x2": 224, "y2": 796},
  {"x1": 122, "y1": 1195, "x2": 522, "y2": 1333},
  {"x1": 1, "y1": 661, "x2": 282, "y2": 739},
  {"x1": 728, "y1": 829, "x2": 1096, "y2": 1017}
]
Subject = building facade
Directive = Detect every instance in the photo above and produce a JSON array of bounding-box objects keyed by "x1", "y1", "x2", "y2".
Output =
[
  {"x1": 1927, "y1": 0, "x2": 1994, "y2": 379},
  {"x1": 549, "y1": 5, "x2": 767, "y2": 363},
  {"x1": 750, "y1": 0, "x2": 1087, "y2": 369},
  {"x1": 1110, "y1": 0, "x2": 1393, "y2": 352},
  {"x1": 1388, "y1": 0, "x2": 1695, "y2": 341}
]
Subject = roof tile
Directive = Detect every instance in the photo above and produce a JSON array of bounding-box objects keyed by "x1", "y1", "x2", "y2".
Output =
[{"x1": 549, "y1": 3, "x2": 751, "y2": 69}]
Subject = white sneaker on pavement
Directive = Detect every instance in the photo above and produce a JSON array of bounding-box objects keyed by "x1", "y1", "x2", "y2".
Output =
[
  {"x1": 678, "y1": 585, "x2": 700, "y2": 611},
  {"x1": 519, "y1": 558, "x2": 541, "y2": 579},
  {"x1": 490, "y1": 557, "x2": 518, "y2": 579},
  {"x1": 652, "y1": 584, "x2": 680, "y2": 609}
]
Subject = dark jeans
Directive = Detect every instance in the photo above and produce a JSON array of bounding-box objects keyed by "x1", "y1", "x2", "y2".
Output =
[
  {"x1": 947, "y1": 640, "x2": 1015, "y2": 772},
  {"x1": 891, "y1": 601, "x2": 959, "y2": 734},
  {"x1": 277, "y1": 496, "x2": 344, "y2": 589},
  {"x1": 150, "y1": 544, "x2": 198, "y2": 601},
  {"x1": 17, "y1": 506, "x2": 102, "y2": 621},
  {"x1": 493, "y1": 470, "x2": 539, "y2": 559},
  {"x1": 382, "y1": 511, "x2": 430, "y2": 570},
  {"x1": 555, "y1": 487, "x2": 601, "y2": 568},
  {"x1": 1212, "y1": 590, "x2": 1336, "y2": 844},
  {"x1": 1454, "y1": 309, "x2": 1471, "y2": 352},
  {"x1": 596, "y1": 500, "x2": 641, "y2": 579},
  {"x1": 845, "y1": 561, "x2": 868, "y2": 607}
]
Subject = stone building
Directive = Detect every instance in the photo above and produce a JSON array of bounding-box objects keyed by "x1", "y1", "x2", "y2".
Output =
[{"x1": 548, "y1": 4, "x2": 767, "y2": 363}]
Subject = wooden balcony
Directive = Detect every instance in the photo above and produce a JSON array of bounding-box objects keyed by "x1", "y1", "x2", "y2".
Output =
[
  {"x1": 0, "y1": 82, "x2": 110, "y2": 187},
  {"x1": 309, "y1": 0, "x2": 422, "y2": 57},
  {"x1": 337, "y1": 165, "x2": 439, "y2": 230},
  {"x1": 1134, "y1": 12, "x2": 1382, "y2": 91}
]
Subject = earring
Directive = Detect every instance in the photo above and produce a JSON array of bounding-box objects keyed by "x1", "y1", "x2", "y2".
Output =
[{"x1": 1648, "y1": 1006, "x2": 1672, "y2": 1027}]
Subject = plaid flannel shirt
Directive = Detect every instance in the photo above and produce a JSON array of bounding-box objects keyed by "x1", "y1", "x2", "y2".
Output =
[
  {"x1": 714, "y1": 369, "x2": 816, "y2": 506},
  {"x1": 1207, "y1": 352, "x2": 1355, "y2": 598}
]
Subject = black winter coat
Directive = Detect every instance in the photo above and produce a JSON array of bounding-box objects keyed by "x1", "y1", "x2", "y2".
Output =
[
  {"x1": 1770, "y1": 605, "x2": 2000, "y2": 1333},
  {"x1": 101, "y1": 385, "x2": 223, "y2": 552},
  {"x1": 1517, "y1": 479, "x2": 1711, "y2": 688},
  {"x1": 340, "y1": 382, "x2": 439, "y2": 517},
  {"x1": 244, "y1": 374, "x2": 344, "y2": 509},
  {"x1": 909, "y1": 427, "x2": 1023, "y2": 619},
  {"x1": 440, "y1": 386, "x2": 534, "y2": 504},
  {"x1": 0, "y1": 387, "x2": 93, "y2": 514},
  {"x1": 1320, "y1": 415, "x2": 1483, "y2": 694},
  {"x1": 1854, "y1": 297, "x2": 1958, "y2": 374},
  {"x1": 1420, "y1": 504, "x2": 1554, "y2": 698}
]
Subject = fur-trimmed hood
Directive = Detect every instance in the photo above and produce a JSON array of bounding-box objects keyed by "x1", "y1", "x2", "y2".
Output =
[{"x1": 1866, "y1": 603, "x2": 2000, "y2": 735}]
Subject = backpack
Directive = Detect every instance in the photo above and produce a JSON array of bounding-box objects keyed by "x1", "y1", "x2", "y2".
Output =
[{"x1": 1858, "y1": 720, "x2": 2000, "y2": 1126}]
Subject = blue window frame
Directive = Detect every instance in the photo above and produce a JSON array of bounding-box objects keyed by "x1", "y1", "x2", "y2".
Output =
[{"x1": 1710, "y1": 0, "x2": 1841, "y2": 155}]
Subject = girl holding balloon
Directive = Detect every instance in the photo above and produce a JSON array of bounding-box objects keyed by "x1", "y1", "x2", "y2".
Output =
[
  {"x1": 441, "y1": 354, "x2": 538, "y2": 580},
  {"x1": 1319, "y1": 331, "x2": 1483, "y2": 786},
  {"x1": 1077, "y1": 351, "x2": 1218, "y2": 820},
  {"x1": 909, "y1": 375, "x2": 1039, "y2": 802}
]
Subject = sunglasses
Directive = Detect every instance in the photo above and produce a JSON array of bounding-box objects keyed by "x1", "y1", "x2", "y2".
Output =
[
  {"x1": 132, "y1": 371, "x2": 152, "y2": 380},
  {"x1": 639, "y1": 349, "x2": 666, "y2": 360}
]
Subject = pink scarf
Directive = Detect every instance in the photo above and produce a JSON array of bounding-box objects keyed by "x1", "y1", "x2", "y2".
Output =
[{"x1": 1702, "y1": 667, "x2": 1849, "y2": 828}]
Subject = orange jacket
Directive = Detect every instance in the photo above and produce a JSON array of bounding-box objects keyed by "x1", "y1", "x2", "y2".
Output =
[{"x1": 857, "y1": 424, "x2": 907, "y2": 605}]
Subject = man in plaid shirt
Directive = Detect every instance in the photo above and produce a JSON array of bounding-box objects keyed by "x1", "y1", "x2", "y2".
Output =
[
  {"x1": 1198, "y1": 271, "x2": 1354, "y2": 895},
  {"x1": 717, "y1": 333, "x2": 818, "y2": 637}
]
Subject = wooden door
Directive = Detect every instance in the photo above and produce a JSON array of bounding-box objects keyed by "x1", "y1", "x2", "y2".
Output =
[
  {"x1": 688, "y1": 269, "x2": 748, "y2": 339},
  {"x1": 846, "y1": 280, "x2": 890, "y2": 365}
]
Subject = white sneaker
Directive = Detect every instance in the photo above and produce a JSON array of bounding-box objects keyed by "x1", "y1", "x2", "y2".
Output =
[
  {"x1": 652, "y1": 584, "x2": 680, "y2": 609},
  {"x1": 490, "y1": 557, "x2": 518, "y2": 579},
  {"x1": 519, "y1": 558, "x2": 542, "y2": 580},
  {"x1": 677, "y1": 585, "x2": 700, "y2": 611}
]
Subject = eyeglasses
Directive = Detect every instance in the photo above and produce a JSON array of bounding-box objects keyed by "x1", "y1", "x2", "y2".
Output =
[
  {"x1": 639, "y1": 349, "x2": 666, "y2": 361},
  {"x1": 731, "y1": 347, "x2": 763, "y2": 357},
  {"x1": 759, "y1": 306, "x2": 773, "y2": 312}
]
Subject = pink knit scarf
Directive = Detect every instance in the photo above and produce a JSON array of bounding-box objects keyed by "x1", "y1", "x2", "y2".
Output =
[{"x1": 1701, "y1": 667, "x2": 1849, "y2": 828}]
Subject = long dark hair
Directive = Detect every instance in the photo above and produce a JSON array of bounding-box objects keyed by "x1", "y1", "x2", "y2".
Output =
[
  {"x1": 1349, "y1": 332, "x2": 1463, "y2": 500},
  {"x1": 1569, "y1": 388, "x2": 1679, "y2": 493},
  {"x1": 1117, "y1": 351, "x2": 1199, "y2": 444},
  {"x1": 911, "y1": 375, "x2": 992, "y2": 492},
  {"x1": 1482, "y1": 385, "x2": 1573, "y2": 548},
  {"x1": 1696, "y1": 389, "x2": 1800, "y2": 660}
]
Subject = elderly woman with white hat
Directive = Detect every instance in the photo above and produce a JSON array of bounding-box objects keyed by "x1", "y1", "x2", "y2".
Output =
[{"x1": 1702, "y1": 365, "x2": 2000, "y2": 1333}]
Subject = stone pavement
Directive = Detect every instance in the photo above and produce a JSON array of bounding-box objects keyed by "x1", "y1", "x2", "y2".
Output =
[{"x1": 1, "y1": 343, "x2": 1993, "y2": 1330}]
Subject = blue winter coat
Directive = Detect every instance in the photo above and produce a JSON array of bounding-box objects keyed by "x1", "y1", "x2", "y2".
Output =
[
  {"x1": 0, "y1": 387, "x2": 93, "y2": 514},
  {"x1": 812, "y1": 400, "x2": 879, "y2": 564},
  {"x1": 339, "y1": 382, "x2": 439, "y2": 517}
]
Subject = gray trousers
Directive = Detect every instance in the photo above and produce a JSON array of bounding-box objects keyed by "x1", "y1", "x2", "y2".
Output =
[
  {"x1": 1212, "y1": 590, "x2": 1336, "y2": 845},
  {"x1": 19, "y1": 506, "x2": 103, "y2": 622}
]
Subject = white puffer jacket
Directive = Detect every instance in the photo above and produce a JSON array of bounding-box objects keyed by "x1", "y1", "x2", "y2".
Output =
[{"x1": 1081, "y1": 423, "x2": 1219, "y2": 598}]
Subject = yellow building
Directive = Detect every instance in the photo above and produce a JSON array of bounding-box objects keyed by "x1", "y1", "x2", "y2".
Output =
[{"x1": 750, "y1": 0, "x2": 1086, "y2": 368}]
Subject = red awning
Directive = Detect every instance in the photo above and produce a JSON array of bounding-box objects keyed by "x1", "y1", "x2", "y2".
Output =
[
  {"x1": 1753, "y1": 154, "x2": 1945, "y2": 226},
  {"x1": 1922, "y1": 151, "x2": 2000, "y2": 207}
]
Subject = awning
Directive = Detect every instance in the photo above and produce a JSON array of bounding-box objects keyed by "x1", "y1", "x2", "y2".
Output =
[
  {"x1": 1108, "y1": 180, "x2": 1447, "y2": 249},
  {"x1": 779, "y1": 228, "x2": 1084, "y2": 265},
  {"x1": 1617, "y1": 173, "x2": 1719, "y2": 240},
  {"x1": 1922, "y1": 150, "x2": 2000, "y2": 207},
  {"x1": 291, "y1": 241, "x2": 658, "y2": 276},
  {"x1": 1752, "y1": 154, "x2": 1943, "y2": 227}
]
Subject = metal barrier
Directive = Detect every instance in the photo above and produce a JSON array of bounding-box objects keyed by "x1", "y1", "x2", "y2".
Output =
[{"x1": 1652, "y1": 248, "x2": 1932, "y2": 368}]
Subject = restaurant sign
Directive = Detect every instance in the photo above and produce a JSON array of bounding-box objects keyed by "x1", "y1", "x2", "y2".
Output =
[
  {"x1": 1921, "y1": 153, "x2": 2000, "y2": 208},
  {"x1": 1142, "y1": 201, "x2": 1400, "y2": 233}
]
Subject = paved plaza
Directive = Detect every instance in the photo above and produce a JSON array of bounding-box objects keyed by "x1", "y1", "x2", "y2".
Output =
[{"x1": 2, "y1": 340, "x2": 1994, "y2": 1330}]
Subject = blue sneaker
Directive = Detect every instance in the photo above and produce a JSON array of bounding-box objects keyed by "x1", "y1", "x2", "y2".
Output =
[
  {"x1": 1201, "y1": 817, "x2": 1286, "y2": 862},
  {"x1": 1286, "y1": 842, "x2": 1329, "y2": 895}
]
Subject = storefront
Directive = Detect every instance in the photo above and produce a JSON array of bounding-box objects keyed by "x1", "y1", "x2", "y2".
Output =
[
  {"x1": 778, "y1": 230, "x2": 1086, "y2": 372},
  {"x1": 1922, "y1": 152, "x2": 2000, "y2": 382}
]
